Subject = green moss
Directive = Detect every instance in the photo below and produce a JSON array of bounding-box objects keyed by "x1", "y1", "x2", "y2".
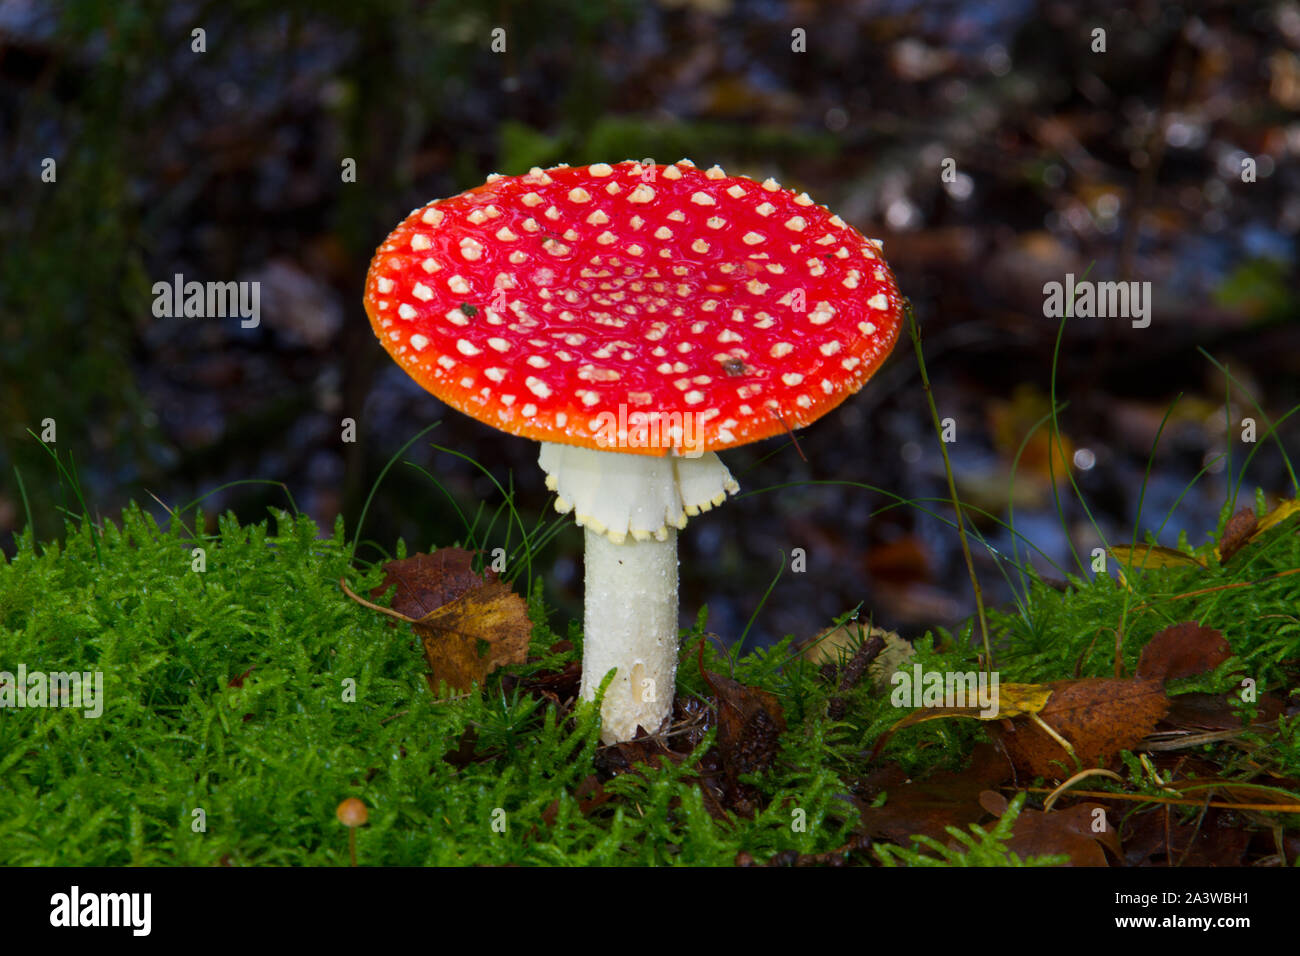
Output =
[
  {"x1": 2, "y1": 502, "x2": 1297, "y2": 865},
  {"x1": 0, "y1": 507, "x2": 857, "y2": 865}
]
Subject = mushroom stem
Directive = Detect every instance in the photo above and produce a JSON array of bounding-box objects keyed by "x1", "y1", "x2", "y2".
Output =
[
  {"x1": 538, "y1": 441, "x2": 738, "y2": 743},
  {"x1": 580, "y1": 526, "x2": 679, "y2": 743}
]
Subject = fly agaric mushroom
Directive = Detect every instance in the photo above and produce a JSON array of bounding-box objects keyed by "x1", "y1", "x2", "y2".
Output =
[{"x1": 363, "y1": 160, "x2": 903, "y2": 743}]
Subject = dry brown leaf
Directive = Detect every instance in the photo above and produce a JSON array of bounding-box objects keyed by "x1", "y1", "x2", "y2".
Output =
[
  {"x1": 414, "y1": 579, "x2": 531, "y2": 693},
  {"x1": 990, "y1": 678, "x2": 1168, "y2": 780},
  {"x1": 1122, "y1": 807, "x2": 1251, "y2": 866},
  {"x1": 1216, "y1": 507, "x2": 1258, "y2": 563},
  {"x1": 346, "y1": 548, "x2": 532, "y2": 693},
  {"x1": 1136, "y1": 622, "x2": 1232, "y2": 682},
  {"x1": 371, "y1": 548, "x2": 492, "y2": 616},
  {"x1": 855, "y1": 743, "x2": 1013, "y2": 844},
  {"x1": 704, "y1": 670, "x2": 786, "y2": 816},
  {"x1": 980, "y1": 790, "x2": 1119, "y2": 866},
  {"x1": 1212, "y1": 498, "x2": 1300, "y2": 562}
]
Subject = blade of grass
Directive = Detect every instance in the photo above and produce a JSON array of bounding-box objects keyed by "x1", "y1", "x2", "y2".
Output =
[
  {"x1": 13, "y1": 465, "x2": 34, "y2": 550},
  {"x1": 26, "y1": 429, "x2": 101, "y2": 566},
  {"x1": 737, "y1": 551, "x2": 786, "y2": 663},
  {"x1": 429, "y1": 442, "x2": 534, "y2": 594},
  {"x1": 176, "y1": 479, "x2": 298, "y2": 519},
  {"x1": 1007, "y1": 405, "x2": 1067, "y2": 602},
  {"x1": 348, "y1": 422, "x2": 441, "y2": 567},
  {"x1": 1199, "y1": 348, "x2": 1300, "y2": 498},
  {"x1": 906, "y1": 303, "x2": 991, "y2": 671},
  {"x1": 1044, "y1": 260, "x2": 1097, "y2": 577},
  {"x1": 401, "y1": 461, "x2": 473, "y2": 544},
  {"x1": 1227, "y1": 403, "x2": 1300, "y2": 512}
]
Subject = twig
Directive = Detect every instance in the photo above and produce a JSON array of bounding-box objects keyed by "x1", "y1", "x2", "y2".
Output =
[
  {"x1": 339, "y1": 576, "x2": 421, "y2": 623},
  {"x1": 1043, "y1": 769, "x2": 1124, "y2": 811},
  {"x1": 1007, "y1": 786, "x2": 1300, "y2": 813}
]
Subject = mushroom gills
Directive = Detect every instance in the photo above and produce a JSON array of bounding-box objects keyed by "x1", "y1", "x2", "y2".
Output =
[{"x1": 538, "y1": 442, "x2": 739, "y2": 543}]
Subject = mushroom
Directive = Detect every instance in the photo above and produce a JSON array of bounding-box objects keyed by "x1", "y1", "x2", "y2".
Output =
[
  {"x1": 336, "y1": 797, "x2": 368, "y2": 866},
  {"x1": 363, "y1": 160, "x2": 903, "y2": 743}
]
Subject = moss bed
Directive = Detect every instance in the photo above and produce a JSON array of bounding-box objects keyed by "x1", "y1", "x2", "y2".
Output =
[{"x1": 1, "y1": 503, "x2": 1297, "y2": 865}]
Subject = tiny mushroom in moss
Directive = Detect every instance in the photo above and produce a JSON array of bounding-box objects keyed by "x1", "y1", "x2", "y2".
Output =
[
  {"x1": 363, "y1": 160, "x2": 903, "y2": 743},
  {"x1": 336, "y1": 797, "x2": 368, "y2": 866}
]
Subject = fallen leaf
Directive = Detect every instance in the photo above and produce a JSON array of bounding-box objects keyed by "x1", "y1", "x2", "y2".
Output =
[
  {"x1": 1255, "y1": 498, "x2": 1300, "y2": 535},
  {"x1": 708, "y1": 671, "x2": 786, "y2": 815},
  {"x1": 989, "y1": 678, "x2": 1169, "y2": 780},
  {"x1": 541, "y1": 775, "x2": 612, "y2": 828},
  {"x1": 1136, "y1": 622, "x2": 1233, "y2": 682},
  {"x1": 1216, "y1": 507, "x2": 1258, "y2": 562},
  {"x1": 347, "y1": 548, "x2": 532, "y2": 693},
  {"x1": 980, "y1": 790, "x2": 1119, "y2": 866},
  {"x1": 590, "y1": 694, "x2": 725, "y2": 818},
  {"x1": 988, "y1": 385, "x2": 1075, "y2": 487},
  {"x1": 1163, "y1": 691, "x2": 1285, "y2": 731},
  {"x1": 442, "y1": 727, "x2": 491, "y2": 768},
  {"x1": 855, "y1": 743, "x2": 1013, "y2": 844},
  {"x1": 414, "y1": 579, "x2": 531, "y2": 693},
  {"x1": 1109, "y1": 545, "x2": 1206, "y2": 587},
  {"x1": 1209, "y1": 498, "x2": 1300, "y2": 564},
  {"x1": 370, "y1": 548, "x2": 493, "y2": 617},
  {"x1": 864, "y1": 536, "x2": 931, "y2": 585},
  {"x1": 1122, "y1": 807, "x2": 1250, "y2": 866},
  {"x1": 517, "y1": 660, "x2": 582, "y2": 708},
  {"x1": 870, "y1": 681, "x2": 1055, "y2": 761}
]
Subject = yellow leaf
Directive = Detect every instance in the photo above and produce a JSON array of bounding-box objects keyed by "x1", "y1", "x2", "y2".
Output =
[
  {"x1": 870, "y1": 681, "x2": 1055, "y2": 759},
  {"x1": 1109, "y1": 545, "x2": 1206, "y2": 587},
  {"x1": 1110, "y1": 545, "x2": 1205, "y2": 569},
  {"x1": 1255, "y1": 498, "x2": 1300, "y2": 536}
]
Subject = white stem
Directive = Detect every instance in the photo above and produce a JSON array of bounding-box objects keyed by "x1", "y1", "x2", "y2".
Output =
[
  {"x1": 537, "y1": 441, "x2": 737, "y2": 743},
  {"x1": 579, "y1": 526, "x2": 679, "y2": 744}
]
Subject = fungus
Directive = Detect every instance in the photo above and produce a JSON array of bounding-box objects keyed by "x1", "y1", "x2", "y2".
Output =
[
  {"x1": 336, "y1": 797, "x2": 368, "y2": 866},
  {"x1": 363, "y1": 160, "x2": 903, "y2": 742}
]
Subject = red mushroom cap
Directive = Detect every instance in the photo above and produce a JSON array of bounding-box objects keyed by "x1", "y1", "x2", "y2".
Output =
[{"x1": 363, "y1": 160, "x2": 904, "y2": 455}]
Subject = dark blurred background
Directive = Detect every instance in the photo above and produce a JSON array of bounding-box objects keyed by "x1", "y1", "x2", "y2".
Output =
[{"x1": 2, "y1": 0, "x2": 1298, "y2": 650}]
